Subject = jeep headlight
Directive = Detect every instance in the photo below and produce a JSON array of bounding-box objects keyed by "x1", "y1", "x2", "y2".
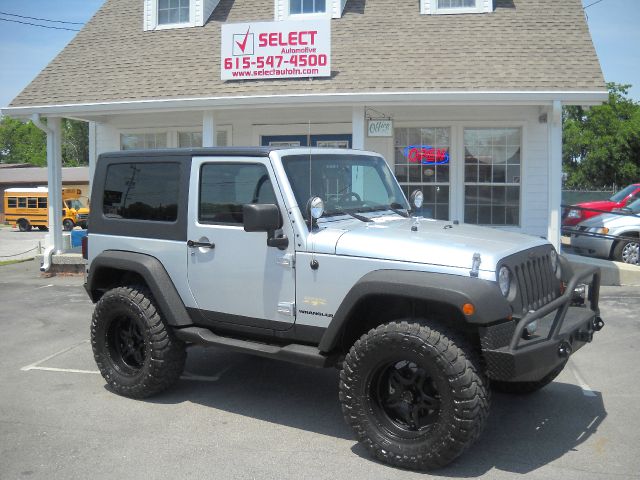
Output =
[
  {"x1": 498, "y1": 266, "x2": 511, "y2": 297},
  {"x1": 567, "y1": 209, "x2": 582, "y2": 219}
]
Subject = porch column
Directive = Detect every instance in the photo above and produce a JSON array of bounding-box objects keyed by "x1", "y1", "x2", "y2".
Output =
[
  {"x1": 47, "y1": 117, "x2": 64, "y2": 253},
  {"x1": 88, "y1": 121, "x2": 97, "y2": 195},
  {"x1": 548, "y1": 100, "x2": 562, "y2": 251},
  {"x1": 352, "y1": 106, "x2": 365, "y2": 150},
  {"x1": 202, "y1": 111, "x2": 217, "y2": 147}
]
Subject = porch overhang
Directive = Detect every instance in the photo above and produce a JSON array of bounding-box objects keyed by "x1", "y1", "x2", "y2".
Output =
[{"x1": 2, "y1": 90, "x2": 608, "y2": 120}]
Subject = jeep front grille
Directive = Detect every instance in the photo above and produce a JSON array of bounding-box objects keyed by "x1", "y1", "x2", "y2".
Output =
[{"x1": 513, "y1": 253, "x2": 558, "y2": 313}]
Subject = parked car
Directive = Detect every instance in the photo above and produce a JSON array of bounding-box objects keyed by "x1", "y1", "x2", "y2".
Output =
[
  {"x1": 571, "y1": 198, "x2": 640, "y2": 264},
  {"x1": 562, "y1": 183, "x2": 640, "y2": 228}
]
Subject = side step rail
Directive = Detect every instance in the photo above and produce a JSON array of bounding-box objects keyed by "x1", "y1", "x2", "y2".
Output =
[{"x1": 174, "y1": 326, "x2": 335, "y2": 368}]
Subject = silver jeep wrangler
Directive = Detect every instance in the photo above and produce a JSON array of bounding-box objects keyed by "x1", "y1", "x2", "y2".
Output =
[{"x1": 85, "y1": 147, "x2": 603, "y2": 470}]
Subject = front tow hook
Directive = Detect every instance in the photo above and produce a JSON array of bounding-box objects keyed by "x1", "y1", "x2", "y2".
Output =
[{"x1": 558, "y1": 341, "x2": 573, "y2": 358}]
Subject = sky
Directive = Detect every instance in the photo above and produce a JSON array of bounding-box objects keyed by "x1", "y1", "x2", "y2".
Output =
[{"x1": 0, "y1": 0, "x2": 639, "y2": 109}]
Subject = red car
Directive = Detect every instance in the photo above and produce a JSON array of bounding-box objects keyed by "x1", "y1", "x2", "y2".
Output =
[{"x1": 562, "y1": 183, "x2": 640, "y2": 227}]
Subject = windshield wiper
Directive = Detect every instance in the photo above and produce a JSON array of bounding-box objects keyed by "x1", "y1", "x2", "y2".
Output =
[
  {"x1": 354, "y1": 203, "x2": 410, "y2": 218},
  {"x1": 324, "y1": 210, "x2": 373, "y2": 223}
]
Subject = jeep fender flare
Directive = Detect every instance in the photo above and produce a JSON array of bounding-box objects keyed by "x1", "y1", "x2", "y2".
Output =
[
  {"x1": 86, "y1": 250, "x2": 193, "y2": 327},
  {"x1": 317, "y1": 269, "x2": 511, "y2": 353}
]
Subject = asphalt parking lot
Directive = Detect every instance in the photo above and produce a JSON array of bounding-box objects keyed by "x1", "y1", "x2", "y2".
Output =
[{"x1": 1, "y1": 261, "x2": 639, "y2": 480}]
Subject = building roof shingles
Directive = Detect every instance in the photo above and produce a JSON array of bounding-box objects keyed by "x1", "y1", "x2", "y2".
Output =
[{"x1": 9, "y1": 0, "x2": 606, "y2": 107}]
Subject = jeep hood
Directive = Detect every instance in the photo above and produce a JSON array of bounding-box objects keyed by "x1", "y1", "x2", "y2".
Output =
[{"x1": 310, "y1": 216, "x2": 549, "y2": 272}]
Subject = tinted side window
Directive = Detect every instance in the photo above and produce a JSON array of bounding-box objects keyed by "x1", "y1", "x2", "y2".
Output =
[
  {"x1": 7, "y1": 197, "x2": 17, "y2": 208},
  {"x1": 18, "y1": 198, "x2": 26, "y2": 208},
  {"x1": 103, "y1": 163, "x2": 180, "y2": 222},
  {"x1": 199, "y1": 163, "x2": 277, "y2": 225},
  {"x1": 37, "y1": 198, "x2": 47, "y2": 208}
]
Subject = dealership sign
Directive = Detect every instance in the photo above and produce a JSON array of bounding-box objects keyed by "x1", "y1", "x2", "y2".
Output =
[
  {"x1": 367, "y1": 120, "x2": 393, "y2": 137},
  {"x1": 221, "y1": 20, "x2": 331, "y2": 81}
]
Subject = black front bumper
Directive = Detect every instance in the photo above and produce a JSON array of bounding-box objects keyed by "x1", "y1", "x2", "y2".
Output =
[{"x1": 480, "y1": 265, "x2": 603, "y2": 383}]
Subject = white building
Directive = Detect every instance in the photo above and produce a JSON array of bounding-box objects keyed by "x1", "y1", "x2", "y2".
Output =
[{"x1": 2, "y1": 0, "x2": 606, "y2": 252}]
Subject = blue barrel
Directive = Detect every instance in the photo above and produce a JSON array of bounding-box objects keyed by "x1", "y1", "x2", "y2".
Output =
[{"x1": 70, "y1": 229, "x2": 88, "y2": 248}]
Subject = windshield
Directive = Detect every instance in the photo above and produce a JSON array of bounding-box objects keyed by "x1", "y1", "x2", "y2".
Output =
[
  {"x1": 610, "y1": 184, "x2": 638, "y2": 203},
  {"x1": 281, "y1": 154, "x2": 409, "y2": 219},
  {"x1": 65, "y1": 199, "x2": 86, "y2": 210}
]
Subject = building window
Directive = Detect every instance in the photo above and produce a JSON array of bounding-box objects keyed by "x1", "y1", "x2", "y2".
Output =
[
  {"x1": 178, "y1": 130, "x2": 229, "y2": 148},
  {"x1": 158, "y1": 0, "x2": 190, "y2": 25},
  {"x1": 426, "y1": 0, "x2": 487, "y2": 14},
  {"x1": 120, "y1": 133, "x2": 167, "y2": 150},
  {"x1": 437, "y1": 0, "x2": 475, "y2": 8},
  {"x1": 394, "y1": 127, "x2": 451, "y2": 220},
  {"x1": 290, "y1": 0, "x2": 326, "y2": 15},
  {"x1": 178, "y1": 131, "x2": 202, "y2": 148},
  {"x1": 103, "y1": 163, "x2": 180, "y2": 222},
  {"x1": 464, "y1": 128, "x2": 521, "y2": 226}
]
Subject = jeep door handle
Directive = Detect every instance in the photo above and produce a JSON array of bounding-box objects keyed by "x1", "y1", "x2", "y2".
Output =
[{"x1": 187, "y1": 240, "x2": 215, "y2": 249}]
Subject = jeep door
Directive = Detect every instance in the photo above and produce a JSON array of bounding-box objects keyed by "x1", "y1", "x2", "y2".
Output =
[{"x1": 186, "y1": 157, "x2": 296, "y2": 330}]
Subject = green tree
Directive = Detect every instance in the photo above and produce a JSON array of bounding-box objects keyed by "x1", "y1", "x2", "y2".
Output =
[
  {"x1": 563, "y1": 83, "x2": 640, "y2": 188},
  {"x1": 62, "y1": 118, "x2": 89, "y2": 167},
  {"x1": 0, "y1": 116, "x2": 46, "y2": 166},
  {"x1": 0, "y1": 116, "x2": 89, "y2": 167}
]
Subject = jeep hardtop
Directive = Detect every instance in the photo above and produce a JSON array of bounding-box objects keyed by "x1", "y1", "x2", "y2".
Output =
[{"x1": 85, "y1": 147, "x2": 604, "y2": 470}]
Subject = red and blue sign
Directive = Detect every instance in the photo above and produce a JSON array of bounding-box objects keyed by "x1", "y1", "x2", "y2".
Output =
[{"x1": 403, "y1": 146, "x2": 450, "y2": 165}]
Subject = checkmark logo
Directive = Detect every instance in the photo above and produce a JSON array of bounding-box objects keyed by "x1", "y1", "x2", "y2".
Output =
[
  {"x1": 236, "y1": 27, "x2": 251, "y2": 53},
  {"x1": 232, "y1": 28, "x2": 253, "y2": 56}
]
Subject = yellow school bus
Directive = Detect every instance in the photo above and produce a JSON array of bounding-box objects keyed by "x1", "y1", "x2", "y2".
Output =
[{"x1": 3, "y1": 187, "x2": 90, "y2": 231}]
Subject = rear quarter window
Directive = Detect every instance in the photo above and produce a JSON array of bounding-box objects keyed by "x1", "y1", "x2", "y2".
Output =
[{"x1": 103, "y1": 163, "x2": 180, "y2": 222}]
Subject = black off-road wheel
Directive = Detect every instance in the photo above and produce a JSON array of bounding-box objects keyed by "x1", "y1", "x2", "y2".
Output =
[
  {"x1": 491, "y1": 361, "x2": 566, "y2": 395},
  {"x1": 339, "y1": 321, "x2": 490, "y2": 471},
  {"x1": 91, "y1": 286, "x2": 186, "y2": 399}
]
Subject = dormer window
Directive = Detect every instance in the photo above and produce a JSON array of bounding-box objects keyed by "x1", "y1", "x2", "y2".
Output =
[
  {"x1": 421, "y1": 0, "x2": 491, "y2": 15},
  {"x1": 143, "y1": 0, "x2": 221, "y2": 31},
  {"x1": 290, "y1": 0, "x2": 327, "y2": 15},
  {"x1": 158, "y1": 0, "x2": 190, "y2": 25}
]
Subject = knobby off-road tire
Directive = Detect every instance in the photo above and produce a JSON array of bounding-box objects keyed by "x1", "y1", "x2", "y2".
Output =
[
  {"x1": 339, "y1": 321, "x2": 490, "y2": 471},
  {"x1": 91, "y1": 286, "x2": 186, "y2": 399},
  {"x1": 491, "y1": 361, "x2": 566, "y2": 395}
]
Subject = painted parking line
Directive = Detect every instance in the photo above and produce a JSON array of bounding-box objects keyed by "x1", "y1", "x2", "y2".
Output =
[
  {"x1": 21, "y1": 340, "x2": 229, "y2": 382},
  {"x1": 569, "y1": 363, "x2": 598, "y2": 397},
  {"x1": 20, "y1": 340, "x2": 89, "y2": 372}
]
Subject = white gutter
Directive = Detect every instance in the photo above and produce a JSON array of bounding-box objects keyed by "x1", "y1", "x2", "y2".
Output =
[
  {"x1": 30, "y1": 114, "x2": 63, "y2": 272},
  {"x1": 3, "y1": 90, "x2": 609, "y2": 118}
]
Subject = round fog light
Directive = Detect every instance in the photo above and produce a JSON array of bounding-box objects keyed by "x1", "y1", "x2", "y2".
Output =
[{"x1": 523, "y1": 320, "x2": 538, "y2": 339}]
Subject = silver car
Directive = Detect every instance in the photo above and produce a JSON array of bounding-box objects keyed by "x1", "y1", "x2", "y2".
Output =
[{"x1": 571, "y1": 198, "x2": 640, "y2": 264}]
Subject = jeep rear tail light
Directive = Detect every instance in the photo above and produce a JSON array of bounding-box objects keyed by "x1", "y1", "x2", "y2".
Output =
[{"x1": 81, "y1": 235, "x2": 88, "y2": 260}]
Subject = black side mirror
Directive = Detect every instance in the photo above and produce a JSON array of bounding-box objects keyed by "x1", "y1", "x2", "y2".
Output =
[{"x1": 243, "y1": 204, "x2": 289, "y2": 250}]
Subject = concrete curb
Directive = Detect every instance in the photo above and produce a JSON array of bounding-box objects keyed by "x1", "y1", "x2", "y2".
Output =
[
  {"x1": 566, "y1": 253, "x2": 640, "y2": 286},
  {"x1": 34, "y1": 253, "x2": 85, "y2": 275}
]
